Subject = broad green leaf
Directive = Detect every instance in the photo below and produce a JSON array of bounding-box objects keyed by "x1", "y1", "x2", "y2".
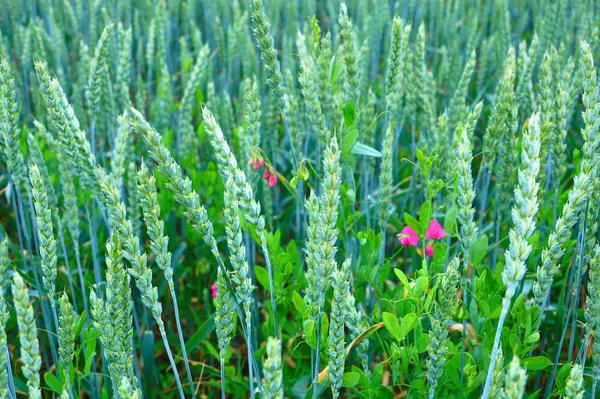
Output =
[
  {"x1": 342, "y1": 372, "x2": 360, "y2": 388},
  {"x1": 399, "y1": 313, "x2": 418, "y2": 340},
  {"x1": 419, "y1": 200, "x2": 432, "y2": 232},
  {"x1": 351, "y1": 142, "x2": 382, "y2": 157},
  {"x1": 403, "y1": 213, "x2": 421, "y2": 235},
  {"x1": 321, "y1": 312, "x2": 329, "y2": 343},
  {"x1": 415, "y1": 147, "x2": 425, "y2": 164},
  {"x1": 44, "y1": 372, "x2": 63, "y2": 394},
  {"x1": 343, "y1": 100, "x2": 357, "y2": 127},
  {"x1": 141, "y1": 331, "x2": 155, "y2": 385},
  {"x1": 413, "y1": 276, "x2": 428, "y2": 299},
  {"x1": 342, "y1": 128, "x2": 359, "y2": 156},
  {"x1": 394, "y1": 269, "x2": 410, "y2": 291},
  {"x1": 254, "y1": 265, "x2": 270, "y2": 290},
  {"x1": 522, "y1": 356, "x2": 550, "y2": 371},
  {"x1": 524, "y1": 332, "x2": 540, "y2": 344},
  {"x1": 469, "y1": 235, "x2": 488, "y2": 265},
  {"x1": 303, "y1": 319, "x2": 316, "y2": 348},
  {"x1": 382, "y1": 312, "x2": 401, "y2": 340},
  {"x1": 444, "y1": 205, "x2": 458, "y2": 233},
  {"x1": 292, "y1": 291, "x2": 305, "y2": 316}
]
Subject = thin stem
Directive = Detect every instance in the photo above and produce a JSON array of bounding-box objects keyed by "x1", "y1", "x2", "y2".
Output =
[
  {"x1": 73, "y1": 244, "x2": 89, "y2": 321},
  {"x1": 259, "y1": 231, "x2": 279, "y2": 338},
  {"x1": 169, "y1": 284, "x2": 195, "y2": 398},
  {"x1": 482, "y1": 294, "x2": 512, "y2": 399},
  {"x1": 157, "y1": 324, "x2": 185, "y2": 399},
  {"x1": 56, "y1": 219, "x2": 78, "y2": 313},
  {"x1": 248, "y1": 318, "x2": 255, "y2": 399},
  {"x1": 460, "y1": 250, "x2": 470, "y2": 384},
  {"x1": 220, "y1": 357, "x2": 226, "y2": 399},
  {"x1": 312, "y1": 304, "x2": 323, "y2": 399}
]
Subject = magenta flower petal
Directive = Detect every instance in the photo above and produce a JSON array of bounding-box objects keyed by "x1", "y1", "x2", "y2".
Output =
[
  {"x1": 398, "y1": 226, "x2": 419, "y2": 246},
  {"x1": 253, "y1": 158, "x2": 265, "y2": 170},
  {"x1": 268, "y1": 173, "x2": 278, "y2": 188},
  {"x1": 210, "y1": 283, "x2": 218, "y2": 298},
  {"x1": 425, "y1": 244, "x2": 434, "y2": 258},
  {"x1": 426, "y1": 219, "x2": 446, "y2": 240}
]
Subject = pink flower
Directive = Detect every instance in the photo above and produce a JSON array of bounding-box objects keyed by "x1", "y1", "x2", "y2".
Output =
[
  {"x1": 398, "y1": 226, "x2": 419, "y2": 247},
  {"x1": 425, "y1": 244, "x2": 434, "y2": 258},
  {"x1": 426, "y1": 219, "x2": 445, "y2": 240},
  {"x1": 268, "y1": 173, "x2": 278, "y2": 188},
  {"x1": 262, "y1": 169, "x2": 271, "y2": 180},
  {"x1": 210, "y1": 283, "x2": 218, "y2": 298},
  {"x1": 253, "y1": 158, "x2": 264, "y2": 170}
]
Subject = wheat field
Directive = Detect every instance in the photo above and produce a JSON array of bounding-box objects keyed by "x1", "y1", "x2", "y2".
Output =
[{"x1": 0, "y1": 0, "x2": 599, "y2": 398}]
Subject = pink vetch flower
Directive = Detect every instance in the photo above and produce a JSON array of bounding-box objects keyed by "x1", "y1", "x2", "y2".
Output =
[
  {"x1": 253, "y1": 158, "x2": 265, "y2": 170},
  {"x1": 262, "y1": 169, "x2": 271, "y2": 180},
  {"x1": 425, "y1": 244, "x2": 434, "y2": 258},
  {"x1": 268, "y1": 173, "x2": 278, "y2": 188},
  {"x1": 210, "y1": 283, "x2": 218, "y2": 299},
  {"x1": 426, "y1": 219, "x2": 446, "y2": 240},
  {"x1": 398, "y1": 226, "x2": 419, "y2": 247},
  {"x1": 248, "y1": 157, "x2": 265, "y2": 170}
]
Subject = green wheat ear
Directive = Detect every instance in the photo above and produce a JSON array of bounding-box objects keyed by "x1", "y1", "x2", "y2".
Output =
[
  {"x1": 12, "y1": 272, "x2": 42, "y2": 399},
  {"x1": 502, "y1": 357, "x2": 527, "y2": 399},
  {"x1": 564, "y1": 364, "x2": 584, "y2": 399},
  {"x1": 29, "y1": 164, "x2": 58, "y2": 303},
  {"x1": 262, "y1": 336, "x2": 284, "y2": 399},
  {"x1": 0, "y1": 239, "x2": 10, "y2": 399},
  {"x1": 58, "y1": 293, "x2": 75, "y2": 393}
]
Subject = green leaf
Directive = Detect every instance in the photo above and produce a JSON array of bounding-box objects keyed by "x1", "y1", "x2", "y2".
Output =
[
  {"x1": 142, "y1": 331, "x2": 156, "y2": 389},
  {"x1": 375, "y1": 385, "x2": 395, "y2": 399},
  {"x1": 394, "y1": 269, "x2": 410, "y2": 291},
  {"x1": 415, "y1": 148, "x2": 425, "y2": 164},
  {"x1": 382, "y1": 312, "x2": 401, "y2": 340},
  {"x1": 524, "y1": 332, "x2": 540, "y2": 344},
  {"x1": 44, "y1": 372, "x2": 63, "y2": 394},
  {"x1": 399, "y1": 313, "x2": 418, "y2": 340},
  {"x1": 413, "y1": 276, "x2": 428, "y2": 299},
  {"x1": 424, "y1": 283, "x2": 437, "y2": 313},
  {"x1": 526, "y1": 390, "x2": 542, "y2": 399},
  {"x1": 292, "y1": 291, "x2": 305, "y2": 316},
  {"x1": 469, "y1": 235, "x2": 488, "y2": 265},
  {"x1": 444, "y1": 205, "x2": 458, "y2": 233},
  {"x1": 522, "y1": 356, "x2": 551, "y2": 371},
  {"x1": 419, "y1": 200, "x2": 432, "y2": 232},
  {"x1": 342, "y1": 128, "x2": 359, "y2": 157},
  {"x1": 185, "y1": 315, "x2": 216, "y2": 352},
  {"x1": 403, "y1": 213, "x2": 421, "y2": 235},
  {"x1": 83, "y1": 335, "x2": 96, "y2": 375},
  {"x1": 74, "y1": 310, "x2": 86, "y2": 337},
  {"x1": 303, "y1": 319, "x2": 316, "y2": 349},
  {"x1": 321, "y1": 312, "x2": 329, "y2": 343},
  {"x1": 343, "y1": 101, "x2": 357, "y2": 127},
  {"x1": 254, "y1": 265, "x2": 270, "y2": 290},
  {"x1": 342, "y1": 371, "x2": 360, "y2": 388},
  {"x1": 204, "y1": 340, "x2": 220, "y2": 360},
  {"x1": 371, "y1": 363, "x2": 384, "y2": 387},
  {"x1": 351, "y1": 142, "x2": 382, "y2": 157}
]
